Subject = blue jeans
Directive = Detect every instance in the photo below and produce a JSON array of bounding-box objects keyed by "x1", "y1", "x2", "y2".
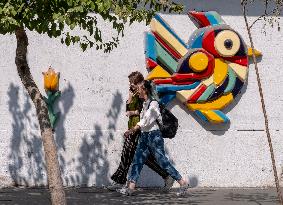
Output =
[{"x1": 128, "y1": 130, "x2": 182, "y2": 183}]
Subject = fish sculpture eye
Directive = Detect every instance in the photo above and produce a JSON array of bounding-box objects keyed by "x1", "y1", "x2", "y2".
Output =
[
  {"x1": 224, "y1": 39, "x2": 233, "y2": 50},
  {"x1": 214, "y1": 30, "x2": 241, "y2": 57}
]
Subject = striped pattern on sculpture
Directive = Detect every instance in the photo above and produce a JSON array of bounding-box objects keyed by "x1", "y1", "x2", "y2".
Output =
[{"x1": 145, "y1": 11, "x2": 262, "y2": 123}]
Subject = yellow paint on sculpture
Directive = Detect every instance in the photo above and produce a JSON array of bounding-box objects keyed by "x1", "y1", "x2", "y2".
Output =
[
  {"x1": 201, "y1": 110, "x2": 224, "y2": 123},
  {"x1": 247, "y1": 47, "x2": 262, "y2": 57},
  {"x1": 150, "y1": 19, "x2": 187, "y2": 57},
  {"x1": 213, "y1": 58, "x2": 228, "y2": 86},
  {"x1": 146, "y1": 65, "x2": 171, "y2": 80},
  {"x1": 187, "y1": 93, "x2": 233, "y2": 110},
  {"x1": 189, "y1": 52, "x2": 208, "y2": 72},
  {"x1": 42, "y1": 67, "x2": 60, "y2": 92}
]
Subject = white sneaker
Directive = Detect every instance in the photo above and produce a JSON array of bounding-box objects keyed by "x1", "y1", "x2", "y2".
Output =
[
  {"x1": 117, "y1": 186, "x2": 134, "y2": 196},
  {"x1": 164, "y1": 176, "x2": 175, "y2": 190},
  {"x1": 105, "y1": 182, "x2": 124, "y2": 191},
  {"x1": 176, "y1": 183, "x2": 189, "y2": 196}
]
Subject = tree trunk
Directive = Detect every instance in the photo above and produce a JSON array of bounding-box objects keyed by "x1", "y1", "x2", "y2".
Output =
[
  {"x1": 241, "y1": 1, "x2": 283, "y2": 204},
  {"x1": 15, "y1": 27, "x2": 66, "y2": 205}
]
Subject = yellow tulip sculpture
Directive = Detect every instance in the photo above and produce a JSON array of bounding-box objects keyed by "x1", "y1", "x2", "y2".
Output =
[{"x1": 42, "y1": 67, "x2": 61, "y2": 129}]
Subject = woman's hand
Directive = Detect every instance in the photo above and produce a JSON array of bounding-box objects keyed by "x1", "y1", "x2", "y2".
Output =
[
  {"x1": 126, "y1": 111, "x2": 132, "y2": 117},
  {"x1": 124, "y1": 129, "x2": 133, "y2": 138},
  {"x1": 126, "y1": 110, "x2": 139, "y2": 117},
  {"x1": 127, "y1": 90, "x2": 134, "y2": 104},
  {"x1": 124, "y1": 125, "x2": 140, "y2": 138}
]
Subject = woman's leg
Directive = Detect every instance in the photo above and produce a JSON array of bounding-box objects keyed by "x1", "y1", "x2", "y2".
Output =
[
  {"x1": 111, "y1": 132, "x2": 140, "y2": 184},
  {"x1": 144, "y1": 154, "x2": 169, "y2": 179},
  {"x1": 148, "y1": 130, "x2": 183, "y2": 182},
  {"x1": 149, "y1": 132, "x2": 188, "y2": 189},
  {"x1": 128, "y1": 132, "x2": 150, "y2": 186}
]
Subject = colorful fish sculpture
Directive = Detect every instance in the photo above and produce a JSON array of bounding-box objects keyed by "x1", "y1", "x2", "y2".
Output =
[{"x1": 145, "y1": 11, "x2": 262, "y2": 124}]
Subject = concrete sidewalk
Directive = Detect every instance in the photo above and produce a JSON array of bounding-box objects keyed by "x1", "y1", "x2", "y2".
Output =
[{"x1": 0, "y1": 187, "x2": 281, "y2": 205}]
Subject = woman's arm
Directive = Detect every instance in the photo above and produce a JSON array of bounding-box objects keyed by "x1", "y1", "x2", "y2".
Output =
[
  {"x1": 124, "y1": 124, "x2": 140, "y2": 138},
  {"x1": 124, "y1": 101, "x2": 160, "y2": 138},
  {"x1": 137, "y1": 101, "x2": 160, "y2": 129},
  {"x1": 126, "y1": 90, "x2": 134, "y2": 105},
  {"x1": 126, "y1": 110, "x2": 139, "y2": 117}
]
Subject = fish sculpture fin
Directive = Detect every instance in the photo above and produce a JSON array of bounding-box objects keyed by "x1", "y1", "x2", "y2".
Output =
[
  {"x1": 152, "y1": 14, "x2": 188, "y2": 56},
  {"x1": 188, "y1": 11, "x2": 226, "y2": 28},
  {"x1": 194, "y1": 110, "x2": 229, "y2": 123},
  {"x1": 146, "y1": 65, "x2": 171, "y2": 80},
  {"x1": 145, "y1": 14, "x2": 189, "y2": 77}
]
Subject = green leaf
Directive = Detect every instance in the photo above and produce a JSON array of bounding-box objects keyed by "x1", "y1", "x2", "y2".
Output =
[
  {"x1": 70, "y1": 22, "x2": 76, "y2": 30},
  {"x1": 65, "y1": 17, "x2": 71, "y2": 25},
  {"x1": 17, "y1": 3, "x2": 25, "y2": 12},
  {"x1": 65, "y1": 35, "x2": 71, "y2": 46},
  {"x1": 59, "y1": 22, "x2": 64, "y2": 30},
  {"x1": 80, "y1": 43, "x2": 88, "y2": 51}
]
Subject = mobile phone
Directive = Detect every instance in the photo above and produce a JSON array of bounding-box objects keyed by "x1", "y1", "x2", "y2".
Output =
[{"x1": 130, "y1": 86, "x2": 135, "y2": 93}]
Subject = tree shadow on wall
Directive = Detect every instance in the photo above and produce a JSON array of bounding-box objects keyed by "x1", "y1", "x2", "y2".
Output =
[
  {"x1": 8, "y1": 84, "x2": 181, "y2": 188},
  {"x1": 54, "y1": 83, "x2": 75, "y2": 175},
  {"x1": 8, "y1": 82, "x2": 125, "y2": 187},
  {"x1": 64, "y1": 90, "x2": 123, "y2": 187},
  {"x1": 8, "y1": 83, "x2": 45, "y2": 186},
  {"x1": 7, "y1": 83, "x2": 75, "y2": 186}
]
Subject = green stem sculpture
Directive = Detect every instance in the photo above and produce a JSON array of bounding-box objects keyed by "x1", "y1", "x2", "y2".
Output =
[{"x1": 44, "y1": 90, "x2": 61, "y2": 129}]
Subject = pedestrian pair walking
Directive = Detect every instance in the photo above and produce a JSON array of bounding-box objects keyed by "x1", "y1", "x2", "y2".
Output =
[{"x1": 110, "y1": 71, "x2": 189, "y2": 196}]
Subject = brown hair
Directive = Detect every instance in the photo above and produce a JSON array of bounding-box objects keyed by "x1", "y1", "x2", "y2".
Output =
[
  {"x1": 128, "y1": 71, "x2": 144, "y2": 85},
  {"x1": 142, "y1": 80, "x2": 152, "y2": 96}
]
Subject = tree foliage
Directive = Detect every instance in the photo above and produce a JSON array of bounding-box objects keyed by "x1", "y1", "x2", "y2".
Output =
[{"x1": 0, "y1": 0, "x2": 183, "y2": 52}]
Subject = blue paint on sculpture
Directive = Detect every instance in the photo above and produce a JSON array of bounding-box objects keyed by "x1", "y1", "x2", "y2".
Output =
[{"x1": 145, "y1": 11, "x2": 261, "y2": 123}]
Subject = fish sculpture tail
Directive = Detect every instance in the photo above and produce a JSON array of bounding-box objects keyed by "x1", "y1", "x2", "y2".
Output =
[
  {"x1": 194, "y1": 110, "x2": 229, "y2": 123},
  {"x1": 188, "y1": 93, "x2": 233, "y2": 123}
]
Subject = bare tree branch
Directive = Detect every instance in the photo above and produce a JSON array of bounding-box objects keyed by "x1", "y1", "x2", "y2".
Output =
[{"x1": 249, "y1": 4, "x2": 283, "y2": 30}]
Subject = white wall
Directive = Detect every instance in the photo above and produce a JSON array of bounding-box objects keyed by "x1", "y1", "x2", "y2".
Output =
[{"x1": 1, "y1": 1, "x2": 283, "y2": 187}]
